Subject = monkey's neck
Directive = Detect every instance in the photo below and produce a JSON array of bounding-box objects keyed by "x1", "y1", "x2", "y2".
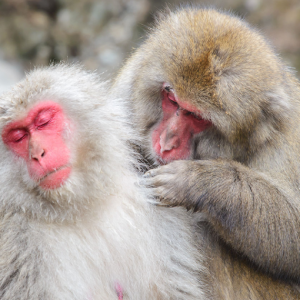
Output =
[{"x1": 20, "y1": 167, "x2": 143, "y2": 225}]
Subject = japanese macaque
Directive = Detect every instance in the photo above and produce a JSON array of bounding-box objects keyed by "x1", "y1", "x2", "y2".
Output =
[
  {"x1": 112, "y1": 7, "x2": 300, "y2": 299},
  {"x1": 0, "y1": 64, "x2": 207, "y2": 300}
]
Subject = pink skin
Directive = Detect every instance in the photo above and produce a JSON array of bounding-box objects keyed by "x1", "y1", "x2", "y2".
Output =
[
  {"x1": 152, "y1": 84, "x2": 211, "y2": 164},
  {"x1": 2, "y1": 101, "x2": 71, "y2": 190},
  {"x1": 115, "y1": 283, "x2": 123, "y2": 300}
]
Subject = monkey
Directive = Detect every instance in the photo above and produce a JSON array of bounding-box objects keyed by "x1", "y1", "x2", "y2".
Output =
[
  {"x1": 0, "y1": 63, "x2": 208, "y2": 300},
  {"x1": 111, "y1": 7, "x2": 300, "y2": 299}
]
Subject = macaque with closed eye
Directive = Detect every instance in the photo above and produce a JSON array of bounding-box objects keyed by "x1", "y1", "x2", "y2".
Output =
[
  {"x1": 0, "y1": 64, "x2": 207, "y2": 300},
  {"x1": 112, "y1": 7, "x2": 300, "y2": 299}
]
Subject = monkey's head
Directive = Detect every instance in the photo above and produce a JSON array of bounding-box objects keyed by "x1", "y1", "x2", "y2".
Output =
[
  {"x1": 0, "y1": 64, "x2": 133, "y2": 222},
  {"x1": 118, "y1": 8, "x2": 296, "y2": 165}
]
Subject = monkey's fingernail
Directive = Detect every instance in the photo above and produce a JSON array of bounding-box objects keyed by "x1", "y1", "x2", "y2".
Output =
[
  {"x1": 148, "y1": 199, "x2": 160, "y2": 206},
  {"x1": 143, "y1": 172, "x2": 152, "y2": 178}
]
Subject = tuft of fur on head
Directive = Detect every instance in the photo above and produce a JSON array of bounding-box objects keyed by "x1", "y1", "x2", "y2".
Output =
[{"x1": 0, "y1": 63, "x2": 139, "y2": 223}]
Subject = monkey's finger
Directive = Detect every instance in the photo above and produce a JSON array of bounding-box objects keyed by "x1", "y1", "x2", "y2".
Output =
[
  {"x1": 146, "y1": 197, "x2": 164, "y2": 205},
  {"x1": 153, "y1": 201, "x2": 172, "y2": 207},
  {"x1": 157, "y1": 196, "x2": 179, "y2": 207},
  {"x1": 151, "y1": 186, "x2": 177, "y2": 199},
  {"x1": 138, "y1": 178, "x2": 156, "y2": 188},
  {"x1": 148, "y1": 193, "x2": 174, "y2": 207},
  {"x1": 143, "y1": 169, "x2": 158, "y2": 178},
  {"x1": 148, "y1": 190, "x2": 183, "y2": 208},
  {"x1": 141, "y1": 175, "x2": 173, "y2": 189},
  {"x1": 143, "y1": 165, "x2": 175, "y2": 178}
]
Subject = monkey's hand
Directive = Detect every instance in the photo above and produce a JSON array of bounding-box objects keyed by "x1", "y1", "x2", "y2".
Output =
[
  {"x1": 142, "y1": 160, "x2": 208, "y2": 210},
  {"x1": 145, "y1": 158, "x2": 300, "y2": 282}
]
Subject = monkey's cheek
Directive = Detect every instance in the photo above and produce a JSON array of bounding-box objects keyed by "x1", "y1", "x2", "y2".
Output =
[{"x1": 39, "y1": 167, "x2": 71, "y2": 190}]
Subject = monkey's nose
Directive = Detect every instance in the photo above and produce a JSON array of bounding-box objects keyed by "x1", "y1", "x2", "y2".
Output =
[
  {"x1": 30, "y1": 147, "x2": 46, "y2": 161},
  {"x1": 160, "y1": 130, "x2": 180, "y2": 153}
]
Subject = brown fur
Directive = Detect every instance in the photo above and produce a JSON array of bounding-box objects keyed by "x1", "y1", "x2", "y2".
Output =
[{"x1": 112, "y1": 7, "x2": 300, "y2": 299}]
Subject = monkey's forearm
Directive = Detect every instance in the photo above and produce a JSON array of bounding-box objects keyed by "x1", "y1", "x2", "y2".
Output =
[
  {"x1": 199, "y1": 161, "x2": 300, "y2": 281},
  {"x1": 145, "y1": 160, "x2": 300, "y2": 282}
]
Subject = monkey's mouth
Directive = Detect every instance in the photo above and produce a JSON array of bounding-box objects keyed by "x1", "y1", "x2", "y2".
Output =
[
  {"x1": 38, "y1": 165, "x2": 71, "y2": 190},
  {"x1": 156, "y1": 156, "x2": 168, "y2": 165},
  {"x1": 155, "y1": 151, "x2": 191, "y2": 165}
]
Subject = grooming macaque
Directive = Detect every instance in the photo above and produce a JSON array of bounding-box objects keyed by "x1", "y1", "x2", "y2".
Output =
[
  {"x1": 0, "y1": 64, "x2": 207, "y2": 300},
  {"x1": 112, "y1": 7, "x2": 300, "y2": 298}
]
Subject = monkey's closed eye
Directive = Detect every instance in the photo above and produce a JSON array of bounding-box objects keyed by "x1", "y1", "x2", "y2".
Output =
[
  {"x1": 183, "y1": 110, "x2": 202, "y2": 120},
  {"x1": 35, "y1": 109, "x2": 56, "y2": 129},
  {"x1": 190, "y1": 112, "x2": 203, "y2": 120},
  {"x1": 36, "y1": 119, "x2": 51, "y2": 129},
  {"x1": 168, "y1": 98, "x2": 178, "y2": 107},
  {"x1": 8, "y1": 129, "x2": 28, "y2": 143},
  {"x1": 14, "y1": 135, "x2": 27, "y2": 143},
  {"x1": 15, "y1": 134, "x2": 27, "y2": 142}
]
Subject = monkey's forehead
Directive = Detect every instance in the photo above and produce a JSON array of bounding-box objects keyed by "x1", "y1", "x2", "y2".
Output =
[
  {"x1": 140, "y1": 8, "x2": 281, "y2": 101},
  {"x1": 0, "y1": 64, "x2": 105, "y2": 121},
  {"x1": 0, "y1": 67, "x2": 60, "y2": 118},
  {"x1": 148, "y1": 8, "x2": 276, "y2": 70}
]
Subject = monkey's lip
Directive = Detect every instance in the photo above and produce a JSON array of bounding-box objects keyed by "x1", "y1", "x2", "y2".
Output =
[
  {"x1": 38, "y1": 165, "x2": 71, "y2": 190},
  {"x1": 156, "y1": 156, "x2": 168, "y2": 165}
]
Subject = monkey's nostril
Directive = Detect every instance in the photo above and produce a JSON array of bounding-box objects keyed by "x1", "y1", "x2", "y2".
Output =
[{"x1": 41, "y1": 150, "x2": 45, "y2": 157}]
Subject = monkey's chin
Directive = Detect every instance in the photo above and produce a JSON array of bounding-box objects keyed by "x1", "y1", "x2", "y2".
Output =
[{"x1": 39, "y1": 167, "x2": 71, "y2": 190}]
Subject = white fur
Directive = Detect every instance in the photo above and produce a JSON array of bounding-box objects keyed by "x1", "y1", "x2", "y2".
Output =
[{"x1": 0, "y1": 64, "x2": 206, "y2": 300}]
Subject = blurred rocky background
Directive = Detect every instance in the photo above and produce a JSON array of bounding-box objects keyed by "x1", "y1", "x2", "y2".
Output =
[{"x1": 0, "y1": 0, "x2": 300, "y2": 93}]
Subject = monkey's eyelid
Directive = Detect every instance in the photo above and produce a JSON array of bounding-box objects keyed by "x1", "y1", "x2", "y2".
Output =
[
  {"x1": 34, "y1": 109, "x2": 57, "y2": 127},
  {"x1": 181, "y1": 110, "x2": 202, "y2": 120},
  {"x1": 6, "y1": 129, "x2": 28, "y2": 143},
  {"x1": 169, "y1": 98, "x2": 178, "y2": 106},
  {"x1": 15, "y1": 134, "x2": 27, "y2": 142},
  {"x1": 36, "y1": 119, "x2": 51, "y2": 129},
  {"x1": 190, "y1": 112, "x2": 203, "y2": 119},
  {"x1": 11, "y1": 133, "x2": 28, "y2": 143}
]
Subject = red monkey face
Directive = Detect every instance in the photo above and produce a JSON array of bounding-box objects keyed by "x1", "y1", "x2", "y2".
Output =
[
  {"x1": 152, "y1": 84, "x2": 211, "y2": 164},
  {"x1": 2, "y1": 101, "x2": 71, "y2": 190}
]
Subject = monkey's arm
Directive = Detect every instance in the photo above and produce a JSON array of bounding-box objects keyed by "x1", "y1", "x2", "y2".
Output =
[{"x1": 143, "y1": 159, "x2": 300, "y2": 282}]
